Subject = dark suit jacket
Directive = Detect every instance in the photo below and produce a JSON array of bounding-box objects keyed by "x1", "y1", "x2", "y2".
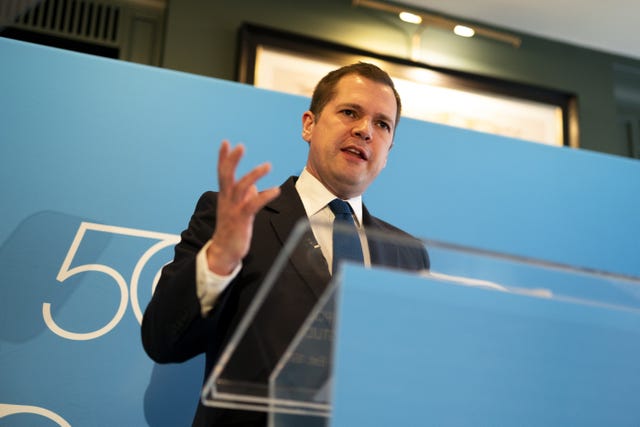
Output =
[{"x1": 141, "y1": 176, "x2": 429, "y2": 426}]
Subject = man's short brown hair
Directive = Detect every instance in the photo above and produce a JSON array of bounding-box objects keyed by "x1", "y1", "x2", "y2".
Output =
[{"x1": 309, "y1": 62, "x2": 402, "y2": 128}]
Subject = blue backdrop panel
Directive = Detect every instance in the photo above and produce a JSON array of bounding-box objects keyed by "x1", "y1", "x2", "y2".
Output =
[
  {"x1": 386, "y1": 121, "x2": 640, "y2": 278},
  {"x1": 1, "y1": 37, "x2": 639, "y2": 425}
]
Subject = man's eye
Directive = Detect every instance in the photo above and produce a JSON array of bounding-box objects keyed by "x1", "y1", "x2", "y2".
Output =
[
  {"x1": 342, "y1": 109, "x2": 355, "y2": 117},
  {"x1": 377, "y1": 121, "x2": 391, "y2": 131}
]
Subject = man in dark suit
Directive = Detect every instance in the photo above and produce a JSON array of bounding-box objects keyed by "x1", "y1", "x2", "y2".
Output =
[{"x1": 141, "y1": 62, "x2": 429, "y2": 426}]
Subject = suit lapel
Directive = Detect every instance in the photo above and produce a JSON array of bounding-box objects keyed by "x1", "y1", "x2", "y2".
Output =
[
  {"x1": 267, "y1": 177, "x2": 331, "y2": 298},
  {"x1": 363, "y1": 204, "x2": 400, "y2": 267}
]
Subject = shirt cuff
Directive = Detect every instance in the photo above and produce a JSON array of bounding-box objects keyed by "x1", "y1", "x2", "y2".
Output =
[{"x1": 196, "y1": 240, "x2": 242, "y2": 316}]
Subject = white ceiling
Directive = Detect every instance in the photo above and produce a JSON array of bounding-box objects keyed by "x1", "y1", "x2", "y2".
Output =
[{"x1": 398, "y1": 0, "x2": 639, "y2": 60}]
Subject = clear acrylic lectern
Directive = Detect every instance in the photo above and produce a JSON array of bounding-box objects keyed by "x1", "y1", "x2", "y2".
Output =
[{"x1": 202, "y1": 220, "x2": 640, "y2": 426}]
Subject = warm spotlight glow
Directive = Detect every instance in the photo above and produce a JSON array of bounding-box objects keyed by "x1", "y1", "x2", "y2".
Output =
[
  {"x1": 399, "y1": 11, "x2": 422, "y2": 24},
  {"x1": 453, "y1": 25, "x2": 475, "y2": 37}
]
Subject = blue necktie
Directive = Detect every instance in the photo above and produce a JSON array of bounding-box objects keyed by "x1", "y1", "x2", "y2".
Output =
[{"x1": 329, "y1": 198, "x2": 364, "y2": 274}]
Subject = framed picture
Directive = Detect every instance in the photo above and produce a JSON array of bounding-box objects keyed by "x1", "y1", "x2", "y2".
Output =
[{"x1": 237, "y1": 23, "x2": 579, "y2": 148}]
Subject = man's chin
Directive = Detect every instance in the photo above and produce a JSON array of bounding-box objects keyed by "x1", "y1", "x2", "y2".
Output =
[{"x1": 332, "y1": 178, "x2": 369, "y2": 199}]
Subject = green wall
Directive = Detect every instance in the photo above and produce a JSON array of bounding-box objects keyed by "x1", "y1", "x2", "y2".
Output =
[{"x1": 161, "y1": 0, "x2": 640, "y2": 158}]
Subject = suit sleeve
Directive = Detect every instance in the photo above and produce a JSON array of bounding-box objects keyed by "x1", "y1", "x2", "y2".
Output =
[{"x1": 141, "y1": 192, "x2": 217, "y2": 363}]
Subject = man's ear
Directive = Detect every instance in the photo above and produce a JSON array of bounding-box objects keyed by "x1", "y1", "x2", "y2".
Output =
[
  {"x1": 301, "y1": 111, "x2": 315, "y2": 143},
  {"x1": 383, "y1": 143, "x2": 393, "y2": 168}
]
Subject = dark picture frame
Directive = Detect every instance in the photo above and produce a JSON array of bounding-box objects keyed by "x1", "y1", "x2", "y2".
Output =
[{"x1": 237, "y1": 23, "x2": 579, "y2": 148}]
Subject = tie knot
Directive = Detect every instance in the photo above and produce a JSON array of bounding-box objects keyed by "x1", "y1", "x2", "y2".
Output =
[{"x1": 328, "y1": 198, "x2": 352, "y2": 216}]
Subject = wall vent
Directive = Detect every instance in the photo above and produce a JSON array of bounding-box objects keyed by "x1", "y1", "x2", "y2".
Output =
[
  {"x1": 2, "y1": 0, "x2": 121, "y2": 46},
  {"x1": 1, "y1": 0, "x2": 165, "y2": 65}
]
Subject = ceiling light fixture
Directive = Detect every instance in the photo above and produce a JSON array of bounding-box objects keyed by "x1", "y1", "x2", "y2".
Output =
[
  {"x1": 399, "y1": 11, "x2": 423, "y2": 25},
  {"x1": 353, "y1": 0, "x2": 521, "y2": 48},
  {"x1": 453, "y1": 25, "x2": 475, "y2": 38}
]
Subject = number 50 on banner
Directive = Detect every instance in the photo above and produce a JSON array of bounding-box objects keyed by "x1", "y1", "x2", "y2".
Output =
[{"x1": 42, "y1": 222, "x2": 180, "y2": 341}]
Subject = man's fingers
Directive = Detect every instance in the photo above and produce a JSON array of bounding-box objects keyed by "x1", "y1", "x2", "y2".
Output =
[
  {"x1": 218, "y1": 140, "x2": 230, "y2": 158},
  {"x1": 245, "y1": 186, "x2": 281, "y2": 214},
  {"x1": 217, "y1": 141, "x2": 230, "y2": 186},
  {"x1": 216, "y1": 141, "x2": 278, "y2": 210},
  {"x1": 233, "y1": 162, "x2": 272, "y2": 200},
  {"x1": 217, "y1": 141, "x2": 245, "y2": 190}
]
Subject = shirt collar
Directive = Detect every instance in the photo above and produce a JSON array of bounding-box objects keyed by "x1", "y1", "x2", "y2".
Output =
[{"x1": 296, "y1": 168, "x2": 364, "y2": 225}]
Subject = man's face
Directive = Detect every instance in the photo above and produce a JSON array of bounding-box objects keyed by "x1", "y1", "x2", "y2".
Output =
[{"x1": 302, "y1": 74, "x2": 397, "y2": 199}]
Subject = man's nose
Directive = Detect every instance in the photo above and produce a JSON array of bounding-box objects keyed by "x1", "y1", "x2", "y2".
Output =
[{"x1": 353, "y1": 118, "x2": 372, "y2": 141}]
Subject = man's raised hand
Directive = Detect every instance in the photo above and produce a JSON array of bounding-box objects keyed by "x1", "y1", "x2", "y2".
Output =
[{"x1": 206, "y1": 141, "x2": 281, "y2": 275}]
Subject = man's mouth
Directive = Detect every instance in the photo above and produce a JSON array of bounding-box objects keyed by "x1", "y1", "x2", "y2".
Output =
[{"x1": 342, "y1": 146, "x2": 368, "y2": 160}]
